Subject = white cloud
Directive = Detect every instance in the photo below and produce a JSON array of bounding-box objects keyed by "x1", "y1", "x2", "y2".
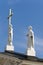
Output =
[
  {"x1": 35, "y1": 36, "x2": 43, "y2": 51},
  {"x1": 35, "y1": 36, "x2": 43, "y2": 46}
]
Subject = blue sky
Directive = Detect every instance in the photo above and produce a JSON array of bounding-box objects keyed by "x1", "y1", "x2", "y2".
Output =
[{"x1": 0, "y1": 0, "x2": 43, "y2": 58}]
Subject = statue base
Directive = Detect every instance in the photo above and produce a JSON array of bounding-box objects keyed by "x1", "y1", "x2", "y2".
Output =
[
  {"x1": 5, "y1": 44, "x2": 14, "y2": 52},
  {"x1": 26, "y1": 47, "x2": 36, "y2": 56}
]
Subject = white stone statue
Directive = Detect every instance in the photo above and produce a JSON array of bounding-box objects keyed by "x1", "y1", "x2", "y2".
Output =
[
  {"x1": 8, "y1": 9, "x2": 13, "y2": 46},
  {"x1": 26, "y1": 26, "x2": 36, "y2": 56},
  {"x1": 27, "y1": 26, "x2": 34, "y2": 48},
  {"x1": 5, "y1": 9, "x2": 14, "y2": 52},
  {"x1": 8, "y1": 24, "x2": 13, "y2": 45}
]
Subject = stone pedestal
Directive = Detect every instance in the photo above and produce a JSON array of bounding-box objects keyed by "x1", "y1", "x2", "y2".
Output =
[
  {"x1": 27, "y1": 47, "x2": 35, "y2": 56},
  {"x1": 6, "y1": 44, "x2": 14, "y2": 52}
]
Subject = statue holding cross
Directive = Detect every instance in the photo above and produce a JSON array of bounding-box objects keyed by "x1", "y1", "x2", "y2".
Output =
[
  {"x1": 5, "y1": 9, "x2": 14, "y2": 52},
  {"x1": 8, "y1": 9, "x2": 13, "y2": 45}
]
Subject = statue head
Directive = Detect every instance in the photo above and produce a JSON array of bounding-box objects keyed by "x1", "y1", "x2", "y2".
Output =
[{"x1": 28, "y1": 26, "x2": 32, "y2": 30}]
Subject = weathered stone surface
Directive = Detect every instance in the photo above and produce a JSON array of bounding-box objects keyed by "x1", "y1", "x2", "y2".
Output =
[{"x1": 0, "y1": 52, "x2": 43, "y2": 65}]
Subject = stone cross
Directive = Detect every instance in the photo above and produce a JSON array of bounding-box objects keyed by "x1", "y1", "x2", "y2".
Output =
[{"x1": 8, "y1": 9, "x2": 13, "y2": 25}]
